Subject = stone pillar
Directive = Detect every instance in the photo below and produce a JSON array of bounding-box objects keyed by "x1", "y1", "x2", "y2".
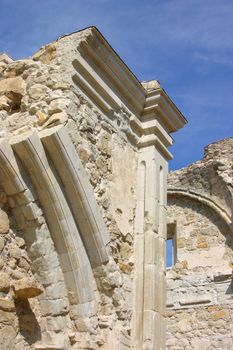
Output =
[
  {"x1": 132, "y1": 80, "x2": 186, "y2": 350},
  {"x1": 133, "y1": 146, "x2": 168, "y2": 350}
]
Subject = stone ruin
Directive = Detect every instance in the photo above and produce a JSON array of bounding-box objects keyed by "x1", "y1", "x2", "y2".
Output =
[
  {"x1": 167, "y1": 137, "x2": 233, "y2": 349},
  {"x1": 0, "y1": 26, "x2": 231, "y2": 350}
]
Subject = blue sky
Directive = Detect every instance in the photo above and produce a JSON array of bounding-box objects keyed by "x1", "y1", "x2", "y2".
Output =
[
  {"x1": 1, "y1": 0, "x2": 232, "y2": 170},
  {"x1": 166, "y1": 239, "x2": 173, "y2": 268}
]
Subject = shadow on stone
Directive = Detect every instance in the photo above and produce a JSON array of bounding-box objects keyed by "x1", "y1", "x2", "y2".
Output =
[
  {"x1": 226, "y1": 279, "x2": 233, "y2": 295},
  {"x1": 15, "y1": 299, "x2": 41, "y2": 345}
]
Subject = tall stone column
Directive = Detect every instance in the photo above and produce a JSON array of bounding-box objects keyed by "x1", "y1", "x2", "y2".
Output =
[{"x1": 132, "y1": 80, "x2": 186, "y2": 350}]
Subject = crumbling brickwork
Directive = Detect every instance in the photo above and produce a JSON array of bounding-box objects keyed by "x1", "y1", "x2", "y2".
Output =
[
  {"x1": 167, "y1": 138, "x2": 233, "y2": 350},
  {"x1": 1, "y1": 25, "x2": 232, "y2": 350},
  {"x1": 0, "y1": 33, "x2": 138, "y2": 349},
  {"x1": 0, "y1": 27, "x2": 186, "y2": 349}
]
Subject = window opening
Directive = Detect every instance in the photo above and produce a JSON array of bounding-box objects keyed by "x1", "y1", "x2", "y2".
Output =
[
  {"x1": 166, "y1": 238, "x2": 173, "y2": 268},
  {"x1": 166, "y1": 222, "x2": 177, "y2": 268}
]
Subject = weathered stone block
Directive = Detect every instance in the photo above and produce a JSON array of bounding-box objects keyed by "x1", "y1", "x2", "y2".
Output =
[
  {"x1": 28, "y1": 83, "x2": 48, "y2": 99},
  {"x1": 12, "y1": 278, "x2": 43, "y2": 299},
  {"x1": 0, "y1": 297, "x2": 15, "y2": 312},
  {"x1": 0, "y1": 272, "x2": 10, "y2": 292},
  {"x1": 0, "y1": 210, "x2": 9, "y2": 234},
  {"x1": 0, "y1": 76, "x2": 26, "y2": 97}
]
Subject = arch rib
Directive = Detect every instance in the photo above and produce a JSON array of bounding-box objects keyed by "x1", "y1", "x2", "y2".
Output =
[
  {"x1": 168, "y1": 187, "x2": 233, "y2": 233},
  {"x1": 40, "y1": 125, "x2": 109, "y2": 268},
  {"x1": 0, "y1": 139, "x2": 27, "y2": 195},
  {"x1": 11, "y1": 131, "x2": 95, "y2": 311},
  {"x1": 0, "y1": 139, "x2": 36, "y2": 226}
]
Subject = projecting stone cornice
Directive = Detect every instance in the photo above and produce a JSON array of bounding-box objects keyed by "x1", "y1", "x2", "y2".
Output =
[
  {"x1": 57, "y1": 27, "x2": 186, "y2": 153},
  {"x1": 168, "y1": 187, "x2": 233, "y2": 233},
  {"x1": 71, "y1": 26, "x2": 146, "y2": 115},
  {"x1": 130, "y1": 115, "x2": 173, "y2": 159},
  {"x1": 142, "y1": 81, "x2": 187, "y2": 134},
  {"x1": 130, "y1": 116, "x2": 173, "y2": 147}
]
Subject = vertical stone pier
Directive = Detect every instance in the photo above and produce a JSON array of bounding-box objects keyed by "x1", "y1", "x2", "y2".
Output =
[{"x1": 132, "y1": 80, "x2": 186, "y2": 350}]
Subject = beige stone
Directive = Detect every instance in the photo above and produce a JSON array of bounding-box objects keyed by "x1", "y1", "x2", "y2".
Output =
[
  {"x1": 196, "y1": 234, "x2": 208, "y2": 248},
  {"x1": 48, "y1": 98, "x2": 70, "y2": 114},
  {"x1": 0, "y1": 76, "x2": 26, "y2": 96},
  {"x1": 33, "y1": 43, "x2": 57, "y2": 64},
  {"x1": 0, "y1": 210, "x2": 9, "y2": 234},
  {"x1": 167, "y1": 137, "x2": 233, "y2": 350},
  {"x1": 42, "y1": 111, "x2": 68, "y2": 128},
  {"x1": 0, "y1": 27, "x2": 188, "y2": 349},
  {"x1": 211, "y1": 308, "x2": 229, "y2": 320},
  {"x1": 77, "y1": 146, "x2": 90, "y2": 163},
  {"x1": 28, "y1": 83, "x2": 48, "y2": 99},
  {"x1": 191, "y1": 338, "x2": 211, "y2": 350},
  {"x1": 53, "y1": 81, "x2": 70, "y2": 90},
  {"x1": 10, "y1": 270, "x2": 27, "y2": 280},
  {"x1": 0, "y1": 191, "x2": 7, "y2": 204},
  {"x1": 177, "y1": 237, "x2": 185, "y2": 248},
  {"x1": 36, "y1": 110, "x2": 48, "y2": 125},
  {"x1": 0, "y1": 272, "x2": 10, "y2": 292},
  {"x1": 0, "y1": 325, "x2": 16, "y2": 350},
  {"x1": 0, "y1": 297, "x2": 15, "y2": 311},
  {"x1": 0, "y1": 236, "x2": 5, "y2": 252},
  {"x1": 0, "y1": 53, "x2": 13, "y2": 64},
  {"x1": 12, "y1": 278, "x2": 44, "y2": 299},
  {"x1": 8, "y1": 243, "x2": 22, "y2": 259},
  {"x1": 18, "y1": 257, "x2": 30, "y2": 271},
  {"x1": 0, "y1": 257, "x2": 5, "y2": 270},
  {"x1": 0, "y1": 95, "x2": 10, "y2": 110},
  {"x1": 15, "y1": 236, "x2": 26, "y2": 248},
  {"x1": 0, "y1": 310, "x2": 16, "y2": 323}
]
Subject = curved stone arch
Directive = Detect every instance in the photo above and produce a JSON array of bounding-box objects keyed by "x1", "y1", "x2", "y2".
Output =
[
  {"x1": 0, "y1": 139, "x2": 35, "y2": 225},
  {"x1": 1, "y1": 134, "x2": 99, "y2": 316},
  {"x1": 0, "y1": 139, "x2": 72, "y2": 346},
  {"x1": 11, "y1": 131, "x2": 96, "y2": 311},
  {"x1": 40, "y1": 125, "x2": 110, "y2": 268},
  {"x1": 168, "y1": 187, "x2": 233, "y2": 234}
]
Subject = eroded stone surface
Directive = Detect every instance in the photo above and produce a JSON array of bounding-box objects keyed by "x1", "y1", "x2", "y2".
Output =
[
  {"x1": 167, "y1": 137, "x2": 233, "y2": 350},
  {"x1": 0, "y1": 27, "x2": 186, "y2": 349},
  {"x1": 0, "y1": 209, "x2": 9, "y2": 234},
  {"x1": 12, "y1": 278, "x2": 43, "y2": 299}
]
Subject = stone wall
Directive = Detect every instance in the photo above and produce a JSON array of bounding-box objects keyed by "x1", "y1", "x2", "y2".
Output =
[
  {"x1": 0, "y1": 196, "x2": 44, "y2": 350},
  {"x1": 0, "y1": 33, "x2": 138, "y2": 349},
  {"x1": 167, "y1": 138, "x2": 233, "y2": 350},
  {"x1": 0, "y1": 28, "x2": 186, "y2": 349}
]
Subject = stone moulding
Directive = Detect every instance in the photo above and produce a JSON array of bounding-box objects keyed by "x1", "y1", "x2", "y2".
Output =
[
  {"x1": 0, "y1": 27, "x2": 189, "y2": 348},
  {"x1": 61, "y1": 27, "x2": 187, "y2": 158},
  {"x1": 0, "y1": 138, "x2": 71, "y2": 347},
  {"x1": 130, "y1": 116, "x2": 173, "y2": 147},
  {"x1": 133, "y1": 147, "x2": 168, "y2": 349},
  {"x1": 168, "y1": 187, "x2": 233, "y2": 233},
  {"x1": 75, "y1": 28, "x2": 186, "y2": 131},
  {"x1": 0, "y1": 139, "x2": 27, "y2": 195},
  {"x1": 0, "y1": 139, "x2": 37, "y2": 233},
  {"x1": 141, "y1": 83, "x2": 186, "y2": 133},
  {"x1": 130, "y1": 116, "x2": 173, "y2": 160},
  {"x1": 76, "y1": 27, "x2": 145, "y2": 115},
  {"x1": 0, "y1": 126, "x2": 111, "y2": 318},
  {"x1": 69, "y1": 25, "x2": 190, "y2": 344},
  {"x1": 72, "y1": 58, "x2": 122, "y2": 114},
  {"x1": 40, "y1": 125, "x2": 110, "y2": 267},
  {"x1": 11, "y1": 131, "x2": 95, "y2": 308}
]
